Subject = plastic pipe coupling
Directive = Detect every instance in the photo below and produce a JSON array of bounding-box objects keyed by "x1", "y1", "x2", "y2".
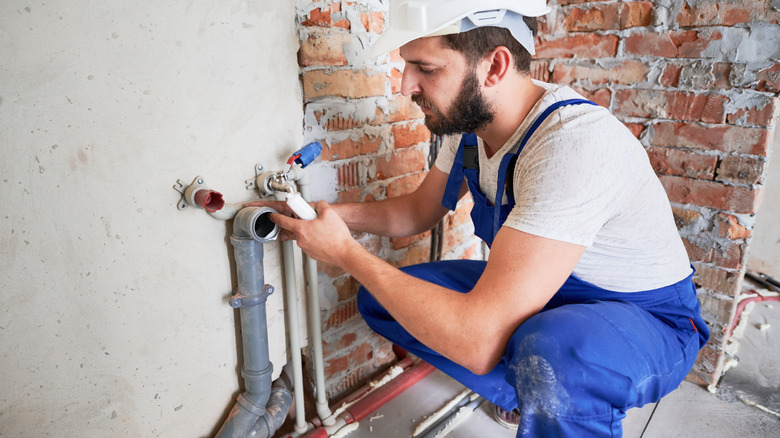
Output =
[
  {"x1": 182, "y1": 177, "x2": 225, "y2": 213},
  {"x1": 234, "y1": 207, "x2": 280, "y2": 242}
]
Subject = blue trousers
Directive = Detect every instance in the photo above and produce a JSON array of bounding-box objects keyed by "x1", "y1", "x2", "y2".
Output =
[{"x1": 357, "y1": 260, "x2": 709, "y2": 437}]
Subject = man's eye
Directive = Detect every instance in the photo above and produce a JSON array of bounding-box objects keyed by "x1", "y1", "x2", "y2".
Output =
[{"x1": 419, "y1": 67, "x2": 434, "y2": 74}]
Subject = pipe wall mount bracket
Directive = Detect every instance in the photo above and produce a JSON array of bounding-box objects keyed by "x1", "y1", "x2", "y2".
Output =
[
  {"x1": 173, "y1": 175, "x2": 225, "y2": 212},
  {"x1": 230, "y1": 284, "x2": 275, "y2": 309}
]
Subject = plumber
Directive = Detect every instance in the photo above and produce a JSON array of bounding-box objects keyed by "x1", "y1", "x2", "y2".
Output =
[{"x1": 265, "y1": 1, "x2": 710, "y2": 435}]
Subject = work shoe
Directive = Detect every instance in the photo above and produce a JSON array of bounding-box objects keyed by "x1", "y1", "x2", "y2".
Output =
[{"x1": 492, "y1": 405, "x2": 520, "y2": 430}]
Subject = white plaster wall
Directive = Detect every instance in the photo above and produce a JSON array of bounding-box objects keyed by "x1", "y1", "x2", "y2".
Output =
[
  {"x1": 0, "y1": 1, "x2": 303, "y2": 436},
  {"x1": 749, "y1": 131, "x2": 780, "y2": 279}
]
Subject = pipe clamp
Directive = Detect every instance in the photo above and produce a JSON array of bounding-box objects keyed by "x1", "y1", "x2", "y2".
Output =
[{"x1": 230, "y1": 284, "x2": 275, "y2": 308}]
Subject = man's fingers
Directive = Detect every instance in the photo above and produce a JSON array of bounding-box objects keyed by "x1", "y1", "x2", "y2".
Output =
[{"x1": 270, "y1": 212, "x2": 296, "y2": 229}]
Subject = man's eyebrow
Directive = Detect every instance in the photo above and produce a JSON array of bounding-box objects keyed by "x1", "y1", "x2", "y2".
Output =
[{"x1": 403, "y1": 59, "x2": 437, "y2": 67}]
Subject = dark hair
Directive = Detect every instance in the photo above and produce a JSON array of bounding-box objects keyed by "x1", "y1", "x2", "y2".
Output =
[{"x1": 439, "y1": 16, "x2": 538, "y2": 73}]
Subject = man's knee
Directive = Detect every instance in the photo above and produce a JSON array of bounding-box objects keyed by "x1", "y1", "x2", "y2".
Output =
[{"x1": 505, "y1": 307, "x2": 640, "y2": 418}]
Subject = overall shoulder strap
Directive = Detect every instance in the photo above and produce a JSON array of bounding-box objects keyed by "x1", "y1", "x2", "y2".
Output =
[
  {"x1": 492, "y1": 99, "x2": 598, "y2": 238},
  {"x1": 441, "y1": 133, "x2": 478, "y2": 211}
]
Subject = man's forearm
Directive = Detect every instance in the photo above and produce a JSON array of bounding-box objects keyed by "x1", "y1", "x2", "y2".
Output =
[
  {"x1": 332, "y1": 196, "x2": 435, "y2": 237},
  {"x1": 331, "y1": 166, "x2": 458, "y2": 238},
  {"x1": 336, "y1": 238, "x2": 507, "y2": 374}
]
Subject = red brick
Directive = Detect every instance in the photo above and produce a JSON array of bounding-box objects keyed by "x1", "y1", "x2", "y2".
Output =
[
  {"x1": 371, "y1": 95, "x2": 425, "y2": 126},
  {"x1": 620, "y1": 1, "x2": 654, "y2": 28},
  {"x1": 716, "y1": 213, "x2": 752, "y2": 240},
  {"x1": 557, "y1": 0, "x2": 604, "y2": 5},
  {"x1": 624, "y1": 30, "x2": 721, "y2": 58},
  {"x1": 299, "y1": 32, "x2": 349, "y2": 67},
  {"x1": 392, "y1": 122, "x2": 430, "y2": 149},
  {"x1": 337, "y1": 187, "x2": 363, "y2": 203},
  {"x1": 390, "y1": 240, "x2": 431, "y2": 267},
  {"x1": 535, "y1": 34, "x2": 619, "y2": 59},
  {"x1": 572, "y1": 87, "x2": 611, "y2": 108},
  {"x1": 336, "y1": 161, "x2": 363, "y2": 189},
  {"x1": 712, "y1": 63, "x2": 733, "y2": 89},
  {"x1": 360, "y1": 12, "x2": 384, "y2": 33},
  {"x1": 375, "y1": 148, "x2": 426, "y2": 180},
  {"x1": 671, "y1": 206, "x2": 702, "y2": 230},
  {"x1": 552, "y1": 60, "x2": 649, "y2": 85},
  {"x1": 442, "y1": 226, "x2": 472, "y2": 257},
  {"x1": 646, "y1": 147, "x2": 717, "y2": 179},
  {"x1": 324, "y1": 355, "x2": 349, "y2": 376},
  {"x1": 754, "y1": 63, "x2": 780, "y2": 93},
  {"x1": 615, "y1": 90, "x2": 727, "y2": 123},
  {"x1": 445, "y1": 197, "x2": 475, "y2": 230},
  {"x1": 624, "y1": 122, "x2": 647, "y2": 139},
  {"x1": 318, "y1": 259, "x2": 346, "y2": 278},
  {"x1": 692, "y1": 262, "x2": 742, "y2": 298},
  {"x1": 390, "y1": 231, "x2": 431, "y2": 250},
  {"x1": 333, "y1": 275, "x2": 361, "y2": 302},
  {"x1": 726, "y1": 96, "x2": 779, "y2": 127},
  {"x1": 337, "y1": 184, "x2": 383, "y2": 204},
  {"x1": 691, "y1": 344, "x2": 726, "y2": 381},
  {"x1": 348, "y1": 342, "x2": 374, "y2": 365},
  {"x1": 301, "y1": 6, "x2": 350, "y2": 29},
  {"x1": 390, "y1": 67, "x2": 403, "y2": 94},
  {"x1": 682, "y1": 237, "x2": 746, "y2": 270},
  {"x1": 389, "y1": 48, "x2": 403, "y2": 63},
  {"x1": 651, "y1": 122, "x2": 772, "y2": 155},
  {"x1": 716, "y1": 155, "x2": 764, "y2": 186},
  {"x1": 324, "y1": 300, "x2": 360, "y2": 330},
  {"x1": 659, "y1": 174, "x2": 760, "y2": 214},
  {"x1": 321, "y1": 133, "x2": 383, "y2": 161},
  {"x1": 530, "y1": 60, "x2": 550, "y2": 82},
  {"x1": 319, "y1": 95, "x2": 423, "y2": 132},
  {"x1": 386, "y1": 172, "x2": 426, "y2": 198},
  {"x1": 318, "y1": 112, "x2": 368, "y2": 131},
  {"x1": 660, "y1": 63, "x2": 683, "y2": 87},
  {"x1": 563, "y1": 2, "x2": 652, "y2": 31},
  {"x1": 660, "y1": 62, "x2": 733, "y2": 89},
  {"x1": 676, "y1": 0, "x2": 780, "y2": 27},
  {"x1": 302, "y1": 68, "x2": 386, "y2": 100},
  {"x1": 301, "y1": 7, "x2": 333, "y2": 27},
  {"x1": 563, "y1": 4, "x2": 620, "y2": 32},
  {"x1": 697, "y1": 288, "x2": 740, "y2": 326}
]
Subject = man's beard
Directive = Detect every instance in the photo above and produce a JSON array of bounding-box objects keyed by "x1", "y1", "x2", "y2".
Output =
[{"x1": 412, "y1": 69, "x2": 495, "y2": 136}]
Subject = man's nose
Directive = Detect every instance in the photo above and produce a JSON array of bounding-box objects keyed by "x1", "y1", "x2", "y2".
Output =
[{"x1": 400, "y1": 67, "x2": 421, "y2": 97}]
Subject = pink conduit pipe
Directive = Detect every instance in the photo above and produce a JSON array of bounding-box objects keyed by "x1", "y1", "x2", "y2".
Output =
[
  {"x1": 728, "y1": 289, "x2": 780, "y2": 337},
  {"x1": 344, "y1": 360, "x2": 435, "y2": 423},
  {"x1": 281, "y1": 357, "x2": 434, "y2": 438}
]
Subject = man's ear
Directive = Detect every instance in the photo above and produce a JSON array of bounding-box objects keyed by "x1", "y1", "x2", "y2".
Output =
[{"x1": 483, "y1": 46, "x2": 513, "y2": 88}]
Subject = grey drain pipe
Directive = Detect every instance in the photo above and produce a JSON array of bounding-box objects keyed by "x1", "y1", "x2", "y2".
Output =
[{"x1": 216, "y1": 207, "x2": 292, "y2": 438}]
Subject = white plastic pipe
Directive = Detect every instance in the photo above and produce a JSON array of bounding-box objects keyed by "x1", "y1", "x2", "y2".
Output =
[
  {"x1": 294, "y1": 168, "x2": 335, "y2": 425},
  {"x1": 282, "y1": 240, "x2": 309, "y2": 435}
]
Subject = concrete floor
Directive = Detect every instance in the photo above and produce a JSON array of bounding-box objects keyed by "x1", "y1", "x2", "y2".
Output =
[{"x1": 346, "y1": 301, "x2": 780, "y2": 437}]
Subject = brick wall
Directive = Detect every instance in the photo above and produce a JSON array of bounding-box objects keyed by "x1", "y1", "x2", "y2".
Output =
[
  {"x1": 293, "y1": 0, "x2": 779, "y2": 399},
  {"x1": 536, "y1": 0, "x2": 779, "y2": 388},
  {"x1": 294, "y1": 0, "x2": 481, "y2": 401}
]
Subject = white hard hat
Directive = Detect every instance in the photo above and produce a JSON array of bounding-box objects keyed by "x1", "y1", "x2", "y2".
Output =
[{"x1": 370, "y1": 0, "x2": 551, "y2": 58}]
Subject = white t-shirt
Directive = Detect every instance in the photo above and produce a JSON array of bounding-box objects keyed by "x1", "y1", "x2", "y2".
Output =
[{"x1": 434, "y1": 81, "x2": 692, "y2": 292}]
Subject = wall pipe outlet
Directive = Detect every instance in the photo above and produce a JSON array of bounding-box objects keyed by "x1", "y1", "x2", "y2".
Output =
[{"x1": 215, "y1": 207, "x2": 289, "y2": 438}]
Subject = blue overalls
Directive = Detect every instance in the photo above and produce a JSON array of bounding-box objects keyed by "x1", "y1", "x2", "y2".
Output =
[{"x1": 357, "y1": 100, "x2": 710, "y2": 436}]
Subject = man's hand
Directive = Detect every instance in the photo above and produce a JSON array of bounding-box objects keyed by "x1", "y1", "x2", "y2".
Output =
[{"x1": 269, "y1": 200, "x2": 360, "y2": 265}]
